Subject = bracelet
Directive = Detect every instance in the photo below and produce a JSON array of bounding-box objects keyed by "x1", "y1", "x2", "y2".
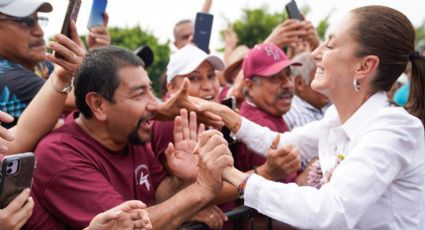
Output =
[
  {"x1": 237, "y1": 174, "x2": 252, "y2": 199},
  {"x1": 49, "y1": 75, "x2": 73, "y2": 94}
]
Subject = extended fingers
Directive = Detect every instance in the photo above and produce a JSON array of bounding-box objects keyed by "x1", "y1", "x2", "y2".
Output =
[{"x1": 189, "y1": 111, "x2": 198, "y2": 141}]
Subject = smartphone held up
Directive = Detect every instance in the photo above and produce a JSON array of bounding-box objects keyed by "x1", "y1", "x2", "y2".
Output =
[
  {"x1": 285, "y1": 0, "x2": 303, "y2": 21},
  {"x1": 193, "y1": 12, "x2": 214, "y2": 54},
  {"x1": 54, "y1": 0, "x2": 81, "y2": 58},
  {"x1": 0, "y1": 152, "x2": 35, "y2": 208},
  {"x1": 87, "y1": 0, "x2": 108, "y2": 29}
]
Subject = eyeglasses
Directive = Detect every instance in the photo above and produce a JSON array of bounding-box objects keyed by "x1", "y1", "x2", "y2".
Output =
[{"x1": 0, "y1": 15, "x2": 48, "y2": 28}]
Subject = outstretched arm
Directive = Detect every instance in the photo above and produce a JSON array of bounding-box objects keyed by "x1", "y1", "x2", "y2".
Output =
[{"x1": 1, "y1": 21, "x2": 84, "y2": 155}]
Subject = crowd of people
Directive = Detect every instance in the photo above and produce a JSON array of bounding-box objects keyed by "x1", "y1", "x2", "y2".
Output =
[{"x1": 1, "y1": 0, "x2": 425, "y2": 229}]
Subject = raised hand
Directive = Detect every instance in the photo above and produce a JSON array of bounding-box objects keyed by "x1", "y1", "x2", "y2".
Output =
[
  {"x1": 257, "y1": 135, "x2": 301, "y2": 180},
  {"x1": 85, "y1": 200, "x2": 152, "y2": 230},
  {"x1": 87, "y1": 12, "x2": 111, "y2": 49},
  {"x1": 264, "y1": 19, "x2": 306, "y2": 49},
  {"x1": 189, "y1": 205, "x2": 228, "y2": 230},
  {"x1": 165, "y1": 109, "x2": 205, "y2": 181},
  {"x1": 46, "y1": 20, "x2": 85, "y2": 85}
]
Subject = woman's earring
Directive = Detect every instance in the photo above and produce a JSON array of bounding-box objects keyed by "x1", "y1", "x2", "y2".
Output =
[{"x1": 353, "y1": 79, "x2": 360, "y2": 92}]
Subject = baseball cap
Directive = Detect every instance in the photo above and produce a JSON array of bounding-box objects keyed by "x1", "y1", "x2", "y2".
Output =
[
  {"x1": 134, "y1": 45, "x2": 154, "y2": 68},
  {"x1": 0, "y1": 0, "x2": 52, "y2": 17},
  {"x1": 166, "y1": 44, "x2": 225, "y2": 83},
  {"x1": 242, "y1": 43, "x2": 301, "y2": 80}
]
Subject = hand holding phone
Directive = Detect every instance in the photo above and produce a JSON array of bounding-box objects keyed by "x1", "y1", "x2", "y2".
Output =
[
  {"x1": 87, "y1": 0, "x2": 108, "y2": 29},
  {"x1": 193, "y1": 12, "x2": 214, "y2": 53},
  {"x1": 285, "y1": 0, "x2": 303, "y2": 21},
  {"x1": 0, "y1": 152, "x2": 35, "y2": 208}
]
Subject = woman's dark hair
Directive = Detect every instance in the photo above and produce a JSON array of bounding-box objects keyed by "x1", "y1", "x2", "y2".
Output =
[
  {"x1": 351, "y1": 5, "x2": 425, "y2": 124},
  {"x1": 74, "y1": 46, "x2": 144, "y2": 119}
]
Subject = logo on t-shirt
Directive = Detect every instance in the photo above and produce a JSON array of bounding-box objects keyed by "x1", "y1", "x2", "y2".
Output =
[{"x1": 134, "y1": 164, "x2": 151, "y2": 191}]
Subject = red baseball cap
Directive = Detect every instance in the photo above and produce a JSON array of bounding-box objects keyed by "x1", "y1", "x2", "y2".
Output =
[{"x1": 242, "y1": 43, "x2": 301, "y2": 80}]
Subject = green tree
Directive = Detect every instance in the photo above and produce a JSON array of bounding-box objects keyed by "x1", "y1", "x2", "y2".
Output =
[
  {"x1": 108, "y1": 26, "x2": 170, "y2": 95},
  {"x1": 415, "y1": 19, "x2": 425, "y2": 48},
  {"x1": 230, "y1": 7, "x2": 284, "y2": 48}
]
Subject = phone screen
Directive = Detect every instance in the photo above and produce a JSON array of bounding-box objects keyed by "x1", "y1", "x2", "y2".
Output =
[
  {"x1": 87, "y1": 0, "x2": 108, "y2": 28},
  {"x1": 221, "y1": 97, "x2": 236, "y2": 144},
  {"x1": 193, "y1": 12, "x2": 214, "y2": 53},
  {"x1": 285, "y1": 0, "x2": 303, "y2": 21}
]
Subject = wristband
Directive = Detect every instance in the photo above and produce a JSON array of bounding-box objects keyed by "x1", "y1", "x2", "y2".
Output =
[{"x1": 237, "y1": 174, "x2": 252, "y2": 199}]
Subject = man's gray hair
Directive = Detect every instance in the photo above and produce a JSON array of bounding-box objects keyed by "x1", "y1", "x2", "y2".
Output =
[{"x1": 290, "y1": 52, "x2": 316, "y2": 83}]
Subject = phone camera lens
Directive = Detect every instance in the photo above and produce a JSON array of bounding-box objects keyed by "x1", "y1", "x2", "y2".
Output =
[
  {"x1": 8, "y1": 161, "x2": 13, "y2": 167},
  {"x1": 6, "y1": 168, "x2": 12, "y2": 174}
]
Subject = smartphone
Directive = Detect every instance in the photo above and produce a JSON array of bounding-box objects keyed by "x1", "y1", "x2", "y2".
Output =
[
  {"x1": 0, "y1": 152, "x2": 35, "y2": 208},
  {"x1": 87, "y1": 0, "x2": 108, "y2": 29},
  {"x1": 60, "y1": 0, "x2": 82, "y2": 38},
  {"x1": 54, "y1": 0, "x2": 81, "y2": 59},
  {"x1": 221, "y1": 97, "x2": 236, "y2": 144},
  {"x1": 285, "y1": 0, "x2": 303, "y2": 21},
  {"x1": 193, "y1": 12, "x2": 214, "y2": 53}
]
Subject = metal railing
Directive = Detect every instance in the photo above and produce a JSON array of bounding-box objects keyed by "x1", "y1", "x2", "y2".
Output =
[{"x1": 178, "y1": 206, "x2": 275, "y2": 230}]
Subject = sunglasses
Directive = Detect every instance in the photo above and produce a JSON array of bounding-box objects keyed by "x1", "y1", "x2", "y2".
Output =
[{"x1": 0, "y1": 15, "x2": 48, "y2": 28}]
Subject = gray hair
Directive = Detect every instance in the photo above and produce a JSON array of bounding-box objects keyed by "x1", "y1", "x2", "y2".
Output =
[{"x1": 290, "y1": 52, "x2": 316, "y2": 83}]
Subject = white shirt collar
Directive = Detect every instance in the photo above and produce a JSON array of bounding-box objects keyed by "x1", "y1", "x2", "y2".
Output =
[{"x1": 341, "y1": 91, "x2": 390, "y2": 140}]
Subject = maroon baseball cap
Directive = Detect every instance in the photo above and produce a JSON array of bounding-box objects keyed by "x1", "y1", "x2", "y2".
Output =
[{"x1": 242, "y1": 43, "x2": 301, "y2": 80}]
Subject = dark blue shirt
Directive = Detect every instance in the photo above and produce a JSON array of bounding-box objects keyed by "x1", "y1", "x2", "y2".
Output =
[{"x1": 0, "y1": 57, "x2": 44, "y2": 128}]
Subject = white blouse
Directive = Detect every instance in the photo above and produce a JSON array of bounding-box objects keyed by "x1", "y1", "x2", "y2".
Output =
[{"x1": 235, "y1": 92, "x2": 425, "y2": 229}]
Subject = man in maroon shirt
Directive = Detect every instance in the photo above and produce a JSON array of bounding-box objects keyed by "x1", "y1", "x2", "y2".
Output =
[
  {"x1": 25, "y1": 46, "x2": 232, "y2": 230},
  {"x1": 237, "y1": 43, "x2": 301, "y2": 180}
]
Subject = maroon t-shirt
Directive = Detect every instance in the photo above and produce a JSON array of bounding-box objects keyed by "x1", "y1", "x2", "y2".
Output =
[
  {"x1": 237, "y1": 101, "x2": 296, "y2": 182},
  {"x1": 25, "y1": 112, "x2": 167, "y2": 230}
]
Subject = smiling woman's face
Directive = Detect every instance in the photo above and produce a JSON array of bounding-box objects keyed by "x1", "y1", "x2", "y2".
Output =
[
  {"x1": 311, "y1": 13, "x2": 362, "y2": 101},
  {"x1": 168, "y1": 61, "x2": 219, "y2": 102}
]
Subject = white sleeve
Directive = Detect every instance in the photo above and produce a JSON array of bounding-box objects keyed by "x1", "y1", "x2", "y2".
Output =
[
  {"x1": 234, "y1": 117, "x2": 321, "y2": 159},
  {"x1": 243, "y1": 116, "x2": 425, "y2": 229}
]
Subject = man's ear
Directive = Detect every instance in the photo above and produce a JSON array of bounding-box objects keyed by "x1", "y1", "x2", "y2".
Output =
[
  {"x1": 294, "y1": 76, "x2": 306, "y2": 92},
  {"x1": 244, "y1": 79, "x2": 255, "y2": 96},
  {"x1": 355, "y1": 55, "x2": 380, "y2": 81},
  {"x1": 85, "y1": 92, "x2": 108, "y2": 121}
]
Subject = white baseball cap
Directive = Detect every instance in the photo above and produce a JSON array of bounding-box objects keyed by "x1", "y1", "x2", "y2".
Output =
[
  {"x1": 166, "y1": 45, "x2": 225, "y2": 83},
  {"x1": 0, "y1": 0, "x2": 52, "y2": 17}
]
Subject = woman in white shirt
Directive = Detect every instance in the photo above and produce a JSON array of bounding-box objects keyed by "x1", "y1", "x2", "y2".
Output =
[{"x1": 152, "y1": 5, "x2": 425, "y2": 229}]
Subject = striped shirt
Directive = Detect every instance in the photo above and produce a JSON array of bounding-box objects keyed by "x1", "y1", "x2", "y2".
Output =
[{"x1": 284, "y1": 95, "x2": 330, "y2": 130}]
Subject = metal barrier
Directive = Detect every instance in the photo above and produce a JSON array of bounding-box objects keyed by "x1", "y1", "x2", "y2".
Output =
[{"x1": 178, "y1": 206, "x2": 274, "y2": 230}]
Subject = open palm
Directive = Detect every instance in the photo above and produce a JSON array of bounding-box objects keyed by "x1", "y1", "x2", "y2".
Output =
[{"x1": 165, "y1": 109, "x2": 205, "y2": 181}]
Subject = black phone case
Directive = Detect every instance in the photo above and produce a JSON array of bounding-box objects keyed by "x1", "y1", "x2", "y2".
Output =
[
  {"x1": 285, "y1": 0, "x2": 303, "y2": 21},
  {"x1": 60, "y1": 0, "x2": 82, "y2": 38},
  {"x1": 55, "y1": 0, "x2": 81, "y2": 59},
  {"x1": 0, "y1": 152, "x2": 35, "y2": 208},
  {"x1": 193, "y1": 12, "x2": 214, "y2": 53}
]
